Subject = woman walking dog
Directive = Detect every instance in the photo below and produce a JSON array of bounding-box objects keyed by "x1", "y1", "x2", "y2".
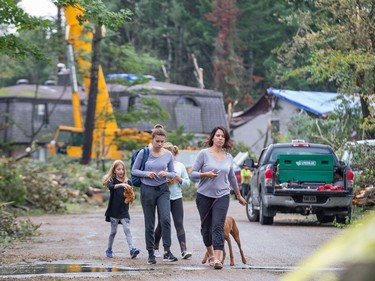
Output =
[{"x1": 191, "y1": 126, "x2": 246, "y2": 269}]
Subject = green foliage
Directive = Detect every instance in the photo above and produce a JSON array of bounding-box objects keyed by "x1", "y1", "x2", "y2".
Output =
[
  {"x1": 1, "y1": 29, "x2": 61, "y2": 86},
  {"x1": 182, "y1": 182, "x2": 197, "y2": 201},
  {"x1": 54, "y1": 0, "x2": 131, "y2": 29},
  {"x1": 287, "y1": 100, "x2": 362, "y2": 151},
  {"x1": 45, "y1": 155, "x2": 103, "y2": 192},
  {"x1": 346, "y1": 144, "x2": 375, "y2": 189},
  {"x1": 0, "y1": 160, "x2": 26, "y2": 204},
  {"x1": 101, "y1": 43, "x2": 164, "y2": 79},
  {"x1": 116, "y1": 96, "x2": 170, "y2": 124},
  {"x1": 0, "y1": 203, "x2": 40, "y2": 244},
  {"x1": 0, "y1": 156, "x2": 104, "y2": 214},
  {"x1": 0, "y1": 0, "x2": 50, "y2": 60},
  {"x1": 231, "y1": 141, "x2": 256, "y2": 160},
  {"x1": 167, "y1": 126, "x2": 195, "y2": 149},
  {"x1": 276, "y1": 0, "x2": 375, "y2": 137}
]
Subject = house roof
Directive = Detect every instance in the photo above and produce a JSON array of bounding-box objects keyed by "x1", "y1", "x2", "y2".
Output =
[
  {"x1": 110, "y1": 81, "x2": 227, "y2": 134},
  {"x1": 0, "y1": 84, "x2": 86, "y2": 101},
  {"x1": 108, "y1": 80, "x2": 222, "y2": 97},
  {"x1": 230, "y1": 95, "x2": 271, "y2": 129},
  {"x1": 230, "y1": 88, "x2": 352, "y2": 129},
  {"x1": 267, "y1": 88, "x2": 340, "y2": 116}
]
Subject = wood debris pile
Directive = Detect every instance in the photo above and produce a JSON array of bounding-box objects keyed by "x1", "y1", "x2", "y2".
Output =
[{"x1": 352, "y1": 186, "x2": 375, "y2": 207}]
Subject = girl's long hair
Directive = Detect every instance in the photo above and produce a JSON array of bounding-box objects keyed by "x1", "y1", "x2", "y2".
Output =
[{"x1": 102, "y1": 160, "x2": 127, "y2": 186}]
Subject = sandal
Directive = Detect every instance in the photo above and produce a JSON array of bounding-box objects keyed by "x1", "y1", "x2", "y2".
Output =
[
  {"x1": 207, "y1": 256, "x2": 215, "y2": 267},
  {"x1": 214, "y1": 260, "x2": 223, "y2": 270}
]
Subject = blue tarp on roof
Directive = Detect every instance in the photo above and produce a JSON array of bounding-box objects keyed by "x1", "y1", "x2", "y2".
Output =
[{"x1": 267, "y1": 88, "x2": 341, "y2": 116}]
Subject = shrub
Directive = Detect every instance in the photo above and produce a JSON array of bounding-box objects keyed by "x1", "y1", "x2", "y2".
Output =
[
  {"x1": 0, "y1": 203, "x2": 40, "y2": 243},
  {"x1": 349, "y1": 144, "x2": 375, "y2": 189},
  {"x1": 0, "y1": 159, "x2": 26, "y2": 204}
]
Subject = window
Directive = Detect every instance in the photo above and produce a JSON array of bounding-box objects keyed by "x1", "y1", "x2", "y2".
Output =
[
  {"x1": 176, "y1": 97, "x2": 198, "y2": 107},
  {"x1": 268, "y1": 147, "x2": 332, "y2": 163},
  {"x1": 33, "y1": 104, "x2": 49, "y2": 124}
]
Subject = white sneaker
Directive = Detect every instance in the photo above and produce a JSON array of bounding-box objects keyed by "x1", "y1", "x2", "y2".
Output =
[
  {"x1": 182, "y1": 251, "x2": 192, "y2": 259},
  {"x1": 154, "y1": 249, "x2": 162, "y2": 258}
]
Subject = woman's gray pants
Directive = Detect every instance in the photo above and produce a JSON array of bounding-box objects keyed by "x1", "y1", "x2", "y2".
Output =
[{"x1": 140, "y1": 183, "x2": 171, "y2": 253}]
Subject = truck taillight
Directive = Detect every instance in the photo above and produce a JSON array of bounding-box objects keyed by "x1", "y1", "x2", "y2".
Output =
[
  {"x1": 346, "y1": 169, "x2": 354, "y2": 188},
  {"x1": 265, "y1": 168, "x2": 273, "y2": 185}
]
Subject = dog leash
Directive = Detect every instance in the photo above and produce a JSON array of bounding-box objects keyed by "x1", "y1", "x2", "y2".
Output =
[{"x1": 201, "y1": 198, "x2": 218, "y2": 226}]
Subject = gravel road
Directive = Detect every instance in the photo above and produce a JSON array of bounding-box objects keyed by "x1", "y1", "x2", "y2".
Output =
[{"x1": 1, "y1": 198, "x2": 344, "y2": 280}]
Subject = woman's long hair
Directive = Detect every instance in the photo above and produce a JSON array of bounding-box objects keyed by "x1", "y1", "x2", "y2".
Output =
[{"x1": 204, "y1": 126, "x2": 233, "y2": 151}]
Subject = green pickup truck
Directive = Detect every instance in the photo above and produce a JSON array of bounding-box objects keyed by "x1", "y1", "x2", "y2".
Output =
[{"x1": 246, "y1": 141, "x2": 354, "y2": 225}]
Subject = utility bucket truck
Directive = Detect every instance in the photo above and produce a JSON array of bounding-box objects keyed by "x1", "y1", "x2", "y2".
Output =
[{"x1": 47, "y1": 5, "x2": 150, "y2": 160}]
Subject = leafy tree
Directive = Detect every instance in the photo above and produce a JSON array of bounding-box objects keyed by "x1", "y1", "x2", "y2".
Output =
[
  {"x1": 0, "y1": 0, "x2": 50, "y2": 60},
  {"x1": 287, "y1": 98, "x2": 362, "y2": 150},
  {"x1": 115, "y1": 96, "x2": 170, "y2": 124},
  {"x1": 276, "y1": 0, "x2": 375, "y2": 138},
  {"x1": 238, "y1": 0, "x2": 310, "y2": 100},
  {"x1": 167, "y1": 126, "x2": 194, "y2": 149},
  {"x1": 206, "y1": 0, "x2": 245, "y2": 103},
  {"x1": 0, "y1": 0, "x2": 58, "y2": 87},
  {"x1": 347, "y1": 143, "x2": 375, "y2": 189},
  {"x1": 122, "y1": 0, "x2": 215, "y2": 87},
  {"x1": 101, "y1": 42, "x2": 164, "y2": 78},
  {"x1": 231, "y1": 140, "x2": 256, "y2": 160}
]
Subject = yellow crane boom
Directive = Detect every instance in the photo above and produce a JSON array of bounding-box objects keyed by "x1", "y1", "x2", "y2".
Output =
[{"x1": 47, "y1": 4, "x2": 150, "y2": 160}]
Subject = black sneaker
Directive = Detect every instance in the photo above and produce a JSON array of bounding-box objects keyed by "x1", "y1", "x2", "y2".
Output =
[
  {"x1": 163, "y1": 251, "x2": 178, "y2": 262},
  {"x1": 130, "y1": 248, "x2": 140, "y2": 259},
  {"x1": 182, "y1": 251, "x2": 192, "y2": 259},
  {"x1": 105, "y1": 248, "x2": 113, "y2": 258},
  {"x1": 147, "y1": 255, "x2": 157, "y2": 264}
]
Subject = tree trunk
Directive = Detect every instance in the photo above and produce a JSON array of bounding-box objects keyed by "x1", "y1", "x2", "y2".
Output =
[
  {"x1": 80, "y1": 25, "x2": 102, "y2": 165},
  {"x1": 357, "y1": 72, "x2": 375, "y2": 139}
]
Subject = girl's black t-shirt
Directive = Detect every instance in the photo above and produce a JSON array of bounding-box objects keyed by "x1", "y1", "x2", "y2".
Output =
[{"x1": 105, "y1": 178, "x2": 130, "y2": 220}]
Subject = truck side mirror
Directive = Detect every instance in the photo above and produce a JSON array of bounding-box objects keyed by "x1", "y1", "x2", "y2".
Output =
[{"x1": 244, "y1": 159, "x2": 255, "y2": 168}]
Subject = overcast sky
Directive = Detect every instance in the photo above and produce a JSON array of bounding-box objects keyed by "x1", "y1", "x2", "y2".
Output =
[{"x1": 18, "y1": 0, "x2": 57, "y2": 18}]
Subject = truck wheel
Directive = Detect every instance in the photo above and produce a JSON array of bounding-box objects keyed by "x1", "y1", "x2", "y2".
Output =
[
  {"x1": 316, "y1": 213, "x2": 335, "y2": 224},
  {"x1": 246, "y1": 193, "x2": 259, "y2": 222},
  {"x1": 259, "y1": 197, "x2": 274, "y2": 225},
  {"x1": 336, "y1": 207, "x2": 352, "y2": 224}
]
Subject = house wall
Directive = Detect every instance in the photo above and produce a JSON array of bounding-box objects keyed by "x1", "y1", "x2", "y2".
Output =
[
  {"x1": 271, "y1": 99, "x2": 300, "y2": 136},
  {"x1": 0, "y1": 98, "x2": 76, "y2": 145},
  {"x1": 232, "y1": 111, "x2": 272, "y2": 157},
  {"x1": 1, "y1": 82, "x2": 226, "y2": 156},
  {"x1": 231, "y1": 98, "x2": 301, "y2": 157},
  {"x1": 118, "y1": 91, "x2": 227, "y2": 134}
]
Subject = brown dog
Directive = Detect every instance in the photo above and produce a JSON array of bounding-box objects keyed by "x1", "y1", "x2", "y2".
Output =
[
  {"x1": 202, "y1": 215, "x2": 247, "y2": 266},
  {"x1": 123, "y1": 186, "x2": 135, "y2": 204}
]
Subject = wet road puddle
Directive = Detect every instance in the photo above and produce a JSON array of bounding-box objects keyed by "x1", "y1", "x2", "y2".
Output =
[
  {"x1": 0, "y1": 262, "x2": 341, "y2": 278},
  {"x1": 0, "y1": 262, "x2": 210, "y2": 278},
  {"x1": 0, "y1": 263, "x2": 148, "y2": 277}
]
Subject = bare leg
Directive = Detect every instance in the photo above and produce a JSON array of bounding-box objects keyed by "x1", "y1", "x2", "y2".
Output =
[
  {"x1": 207, "y1": 246, "x2": 215, "y2": 266},
  {"x1": 214, "y1": 249, "x2": 222, "y2": 263}
]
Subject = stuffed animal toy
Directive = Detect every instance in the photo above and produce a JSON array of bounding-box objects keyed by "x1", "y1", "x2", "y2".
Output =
[
  {"x1": 167, "y1": 178, "x2": 176, "y2": 186},
  {"x1": 124, "y1": 185, "x2": 135, "y2": 204}
]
